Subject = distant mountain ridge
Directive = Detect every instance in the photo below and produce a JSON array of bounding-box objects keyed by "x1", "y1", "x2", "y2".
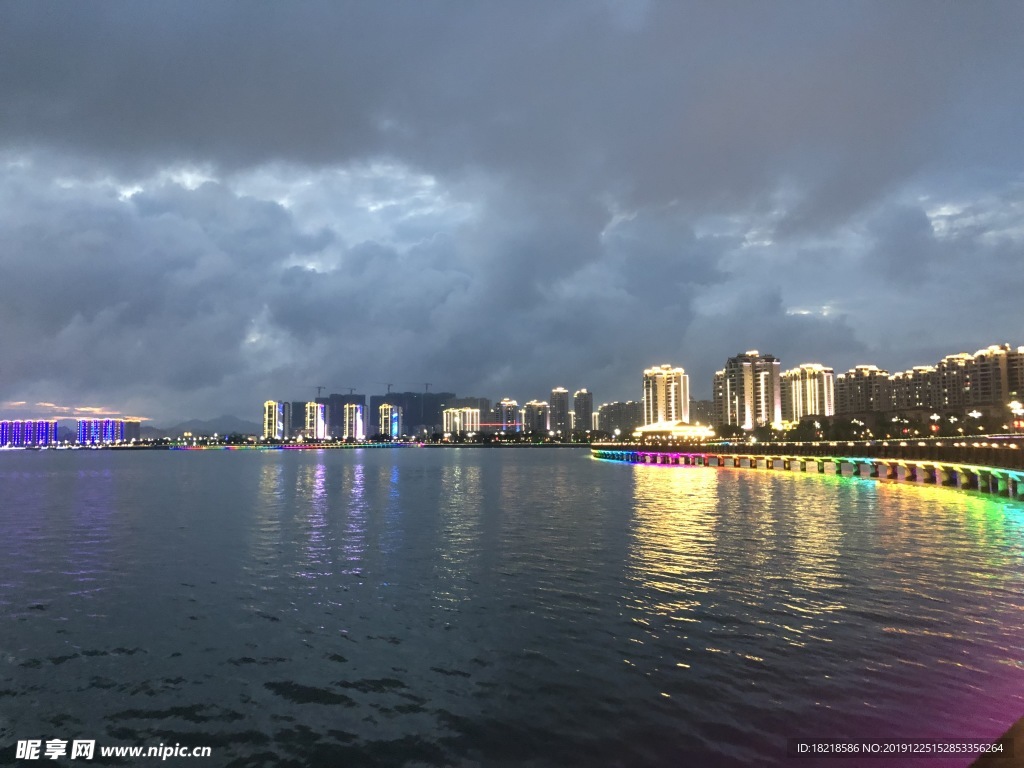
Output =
[{"x1": 151, "y1": 415, "x2": 261, "y2": 437}]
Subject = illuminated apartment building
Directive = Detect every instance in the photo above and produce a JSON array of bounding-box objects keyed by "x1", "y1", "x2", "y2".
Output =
[
  {"x1": 713, "y1": 352, "x2": 781, "y2": 429},
  {"x1": 263, "y1": 400, "x2": 292, "y2": 439},
  {"x1": 597, "y1": 401, "x2": 644, "y2": 434},
  {"x1": 967, "y1": 344, "x2": 1024, "y2": 405},
  {"x1": 378, "y1": 403, "x2": 403, "y2": 438},
  {"x1": 642, "y1": 364, "x2": 690, "y2": 426},
  {"x1": 781, "y1": 364, "x2": 835, "y2": 423},
  {"x1": 573, "y1": 389, "x2": 594, "y2": 436},
  {"x1": 77, "y1": 419, "x2": 127, "y2": 445},
  {"x1": 0, "y1": 420, "x2": 59, "y2": 447},
  {"x1": 932, "y1": 353, "x2": 972, "y2": 410},
  {"x1": 304, "y1": 402, "x2": 328, "y2": 440},
  {"x1": 442, "y1": 407, "x2": 480, "y2": 434},
  {"x1": 343, "y1": 403, "x2": 365, "y2": 440},
  {"x1": 889, "y1": 366, "x2": 937, "y2": 411},
  {"x1": 549, "y1": 388, "x2": 570, "y2": 437},
  {"x1": 834, "y1": 366, "x2": 891, "y2": 415},
  {"x1": 494, "y1": 398, "x2": 520, "y2": 433},
  {"x1": 522, "y1": 400, "x2": 550, "y2": 433}
]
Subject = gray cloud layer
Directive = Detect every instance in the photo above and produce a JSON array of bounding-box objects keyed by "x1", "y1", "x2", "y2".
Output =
[{"x1": 2, "y1": 2, "x2": 1023, "y2": 423}]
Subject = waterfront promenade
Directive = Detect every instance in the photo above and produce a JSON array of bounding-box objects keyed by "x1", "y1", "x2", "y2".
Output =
[{"x1": 593, "y1": 438, "x2": 1024, "y2": 500}]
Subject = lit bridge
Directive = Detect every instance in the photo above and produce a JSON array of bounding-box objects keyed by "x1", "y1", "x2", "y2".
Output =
[{"x1": 591, "y1": 439, "x2": 1024, "y2": 500}]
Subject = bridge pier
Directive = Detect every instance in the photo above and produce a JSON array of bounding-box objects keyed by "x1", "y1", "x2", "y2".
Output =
[{"x1": 961, "y1": 469, "x2": 980, "y2": 491}]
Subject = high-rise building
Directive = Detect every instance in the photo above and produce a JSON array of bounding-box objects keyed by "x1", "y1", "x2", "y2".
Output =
[
  {"x1": 597, "y1": 401, "x2": 644, "y2": 435},
  {"x1": 549, "y1": 388, "x2": 570, "y2": 438},
  {"x1": 967, "y1": 344, "x2": 1024, "y2": 406},
  {"x1": 343, "y1": 403, "x2": 365, "y2": 440},
  {"x1": 304, "y1": 402, "x2": 328, "y2": 440},
  {"x1": 889, "y1": 366, "x2": 936, "y2": 411},
  {"x1": 643, "y1": 364, "x2": 690, "y2": 425},
  {"x1": 573, "y1": 389, "x2": 594, "y2": 436},
  {"x1": 124, "y1": 419, "x2": 142, "y2": 442},
  {"x1": 0, "y1": 420, "x2": 59, "y2": 447},
  {"x1": 689, "y1": 399, "x2": 715, "y2": 425},
  {"x1": 934, "y1": 353, "x2": 972, "y2": 410},
  {"x1": 291, "y1": 401, "x2": 307, "y2": 433},
  {"x1": 368, "y1": 391, "x2": 454, "y2": 434},
  {"x1": 834, "y1": 365, "x2": 891, "y2": 415},
  {"x1": 713, "y1": 351, "x2": 782, "y2": 429},
  {"x1": 378, "y1": 404, "x2": 403, "y2": 439},
  {"x1": 443, "y1": 407, "x2": 480, "y2": 434},
  {"x1": 495, "y1": 398, "x2": 520, "y2": 433},
  {"x1": 263, "y1": 400, "x2": 292, "y2": 440},
  {"x1": 329, "y1": 393, "x2": 366, "y2": 437},
  {"x1": 781, "y1": 364, "x2": 835, "y2": 423},
  {"x1": 77, "y1": 419, "x2": 127, "y2": 445},
  {"x1": 522, "y1": 400, "x2": 550, "y2": 433}
]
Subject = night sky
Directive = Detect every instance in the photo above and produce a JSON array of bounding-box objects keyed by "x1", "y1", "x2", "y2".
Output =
[{"x1": 2, "y1": 2, "x2": 1022, "y2": 425}]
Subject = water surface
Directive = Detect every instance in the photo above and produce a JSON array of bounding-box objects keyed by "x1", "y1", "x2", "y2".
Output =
[{"x1": 1, "y1": 448, "x2": 1022, "y2": 766}]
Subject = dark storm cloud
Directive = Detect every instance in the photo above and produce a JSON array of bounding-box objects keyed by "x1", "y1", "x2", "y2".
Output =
[{"x1": 1, "y1": 2, "x2": 1023, "y2": 421}]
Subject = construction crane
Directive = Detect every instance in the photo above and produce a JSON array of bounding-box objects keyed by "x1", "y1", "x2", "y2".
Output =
[
  {"x1": 315, "y1": 386, "x2": 326, "y2": 398},
  {"x1": 376, "y1": 382, "x2": 395, "y2": 394},
  {"x1": 424, "y1": 382, "x2": 432, "y2": 392}
]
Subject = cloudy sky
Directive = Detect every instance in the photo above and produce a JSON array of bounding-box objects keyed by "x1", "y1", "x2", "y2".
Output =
[{"x1": 2, "y1": 2, "x2": 1023, "y2": 424}]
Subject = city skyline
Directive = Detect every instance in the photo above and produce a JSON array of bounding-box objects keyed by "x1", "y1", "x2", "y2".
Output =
[
  {"x1": 2, "y1": 4, "x2": 1023, "y2": 424},
  {"x1": 3, "y1": 338, "x2": 1023, "y2": 428},
  {"x1": 4, "y1": 336, "x2": 1022, "y2": 443}
]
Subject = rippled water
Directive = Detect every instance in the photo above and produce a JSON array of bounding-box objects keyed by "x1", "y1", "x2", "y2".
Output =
[{"x1": 1, "y1": 448, "x2": 1022, "y2": 767}]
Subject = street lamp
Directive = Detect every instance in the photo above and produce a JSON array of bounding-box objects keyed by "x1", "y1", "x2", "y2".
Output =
[{"x1": 1009, "y1": 401, "x2": 1024, "y2": 434}]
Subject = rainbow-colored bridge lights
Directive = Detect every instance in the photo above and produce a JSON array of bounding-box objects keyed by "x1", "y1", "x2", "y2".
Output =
[{"x1": 592, "y1": 439, "x2": 1024, "y2": 500}]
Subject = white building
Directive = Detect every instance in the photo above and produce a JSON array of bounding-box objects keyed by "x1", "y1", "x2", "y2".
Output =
[
  {"x1": 781, "y1": 364, "x2": 835, "y2": 423},
  {"x1": 642, "y1": 364, "x2": 690, "y2": 425},
  {"x1": 304, "y1": 402, "x2": 328, "y2": 440},
  {"x1": 443, "y1": 407, "x2": 481, "y2": 434},
  {"x1": 343, "y1": 403, "x2": 365, "y2": 440},
  {"x1": 713, "y1": 351, "x2": 782, "y2": 430},
  {"x1": 379, "y1": 403, "x2": 403, "y2": 439},
  {"x1": 263, "y1": 401, "x2": 292, "y2": 440}
]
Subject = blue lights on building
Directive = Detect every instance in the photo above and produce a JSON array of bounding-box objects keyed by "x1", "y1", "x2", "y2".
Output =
[
  {"x1": 77, "y1": 419, "x2": 127, "y2": 445},
  {"x1": 0, "y1": 420, "x2": 59, "y2": 447}
]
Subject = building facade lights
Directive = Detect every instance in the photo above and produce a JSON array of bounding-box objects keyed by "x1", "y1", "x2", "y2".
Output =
[
  {"x1": 304, "y1": 402, "x2": 328, "y2": 440},
  {"x1": 643, "y1": 365, "x2": 690, "y2": 426},
  {"x1": 781, "y1": 364, "x2": 835, "y2": 423},
  {"x1": 379, "y1": 403, "x2": 403, "y2": 439},
  {"x1": 0, "y1": 420, "x2": 59, "y2": 447},
  {"x1": 343, "y1": 403, "x2": 365, "y2": 441},
  {"x1": 713, "y1": 351, "x2": 781, "y2": 430},
  {"x1": 263, "y1": 401, "x2": 292, "y2": 440},
  {"x1": 442, "y1": 407, "x2": 481, "y2": 434}
]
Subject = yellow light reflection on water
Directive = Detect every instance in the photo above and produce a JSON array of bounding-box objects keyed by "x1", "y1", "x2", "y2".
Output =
[
  {"x1": 625, "y1": 462, "x2": 1024, "y2": 658},
  {"x1": 628, "y1": 464, "x2": 720, "y2": 619}
]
